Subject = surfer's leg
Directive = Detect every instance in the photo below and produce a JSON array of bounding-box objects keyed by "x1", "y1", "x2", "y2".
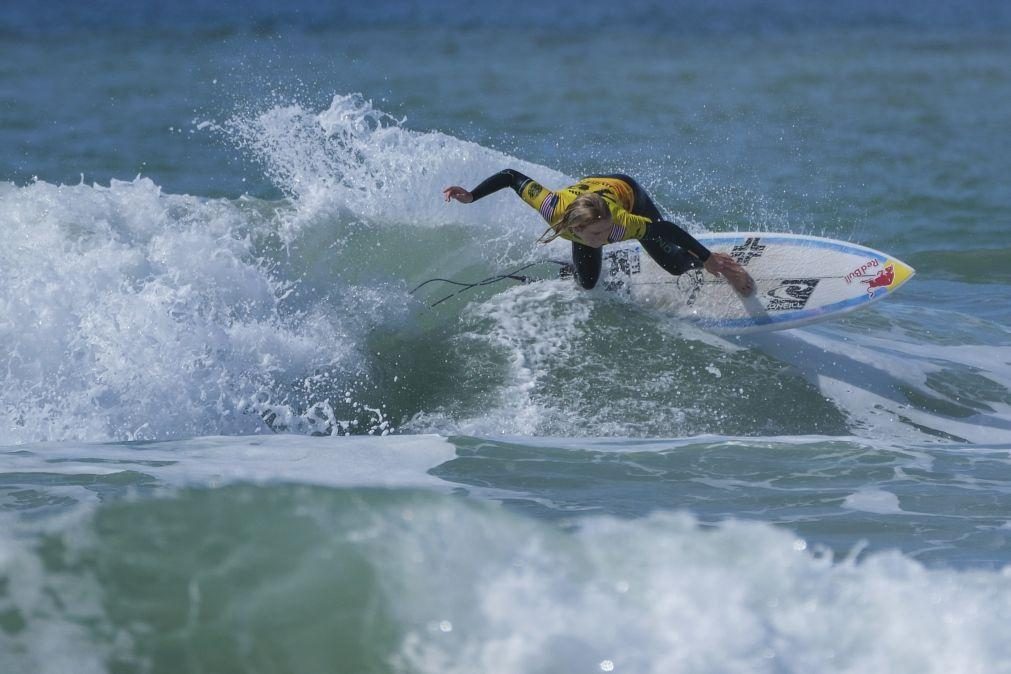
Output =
[
  {"x1": 639, "y1": 222, "x2": 704, "y2": 276},
  {"x1": 571, "y1": 241, "x2": 602, "y2": 289}
]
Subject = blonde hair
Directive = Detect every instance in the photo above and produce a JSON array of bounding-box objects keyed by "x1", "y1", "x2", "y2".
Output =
[{"x1": 537, "y1": 193, "x2": 610, "y2": 244}]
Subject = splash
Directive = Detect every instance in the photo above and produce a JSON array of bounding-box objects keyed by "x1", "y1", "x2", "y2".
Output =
[
  {"x1": 7, "y1": 93, "x2": 1003, "y2": 445},
  {"x1": 224, "y1": 92, "x2": 571, "y2": 240},
  {"x1": 2, "y1": 92, "x2": 581, "y2": 444},
  {"x1": 0, "y1": 178, "x2": 396, "y2": 443}
]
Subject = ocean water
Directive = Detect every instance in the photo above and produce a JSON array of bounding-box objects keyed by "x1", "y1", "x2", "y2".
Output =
[{"x1": 2, "y1": 1, "x2": 1011, "y2": 672}]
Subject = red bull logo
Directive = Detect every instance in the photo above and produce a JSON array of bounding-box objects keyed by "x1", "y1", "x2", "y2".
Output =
[
  {"x1": 844, "y1": 258, "x2": 879, "y2": 284},
  {"x1": 861, "y1": 265, "x2": 895, "y2": 296}
]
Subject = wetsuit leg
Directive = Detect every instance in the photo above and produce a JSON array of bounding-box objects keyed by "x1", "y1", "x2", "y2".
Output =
[{"x1": 571, "y1": 241, "x2": 602, "y2": 289}]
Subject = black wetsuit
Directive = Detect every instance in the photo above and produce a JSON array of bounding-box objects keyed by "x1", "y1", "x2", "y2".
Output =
[{"x1": 469, "y1": 169, "x2": 709, "y2": 289}]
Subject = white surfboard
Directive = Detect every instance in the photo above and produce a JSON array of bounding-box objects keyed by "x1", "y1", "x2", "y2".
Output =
[{"x1": 600, "y1": 232, "x2": 915, "y2": 334}]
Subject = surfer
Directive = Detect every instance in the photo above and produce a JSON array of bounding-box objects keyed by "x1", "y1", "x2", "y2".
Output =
[{"x1": 443, "y1": 169, "x2": 754, "y2": 295}]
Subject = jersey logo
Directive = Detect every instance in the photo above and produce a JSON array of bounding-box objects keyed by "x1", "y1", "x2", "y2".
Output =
[
  {"x1": 607, "y1": 223, "x2": 627, "y2": 243},
  {"x1": 538, "y1": 194, "x2": 558, "y2": 222},
  {"x1": 525, "y1": 182, "x2": 542, "y2": 200}
]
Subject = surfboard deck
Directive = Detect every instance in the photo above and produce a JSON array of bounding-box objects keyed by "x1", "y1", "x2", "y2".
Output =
[{"x1": 600, "y1": 232, "x2": 915, "y2": 334}]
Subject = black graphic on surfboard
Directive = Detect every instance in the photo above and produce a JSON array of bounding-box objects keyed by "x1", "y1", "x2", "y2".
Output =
[
  {"x1": 603, "y1": 248, "x2": 641, "y2": 292},
  {"x1": 730, "y1": 237, "x2": 766, "y2": 265},
  {"x1": 766, "y1": 279, "x2": 820, "y2": 311}
]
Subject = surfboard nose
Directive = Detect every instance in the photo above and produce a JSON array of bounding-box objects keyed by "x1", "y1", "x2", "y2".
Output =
[{"x1": 886, "y1": 258, "x2": 916, "y2": 292}]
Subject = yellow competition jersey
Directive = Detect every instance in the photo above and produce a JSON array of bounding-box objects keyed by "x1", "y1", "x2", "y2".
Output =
[{"x1": 515, "y1": 177, "x2": 651, "y2": 243}]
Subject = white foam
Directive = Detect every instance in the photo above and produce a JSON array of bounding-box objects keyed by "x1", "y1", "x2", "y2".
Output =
[
  {"x1": 0, "y1": 177, "x2": 408, "y2": 444},
  {"x1": 0, "y1": 511, "x2": 113, "y2": 674},
  {"x1": 843, "y1": 488, "x2": 904, "y2": 514},
  {"x1": 381, "y1": 508, "x2": 1011, "y2": 674}
]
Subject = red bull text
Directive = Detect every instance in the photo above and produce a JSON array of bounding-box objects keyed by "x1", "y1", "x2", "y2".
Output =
[{"x1": 844, "y1": 258, "x2": 880, "y2": 284}]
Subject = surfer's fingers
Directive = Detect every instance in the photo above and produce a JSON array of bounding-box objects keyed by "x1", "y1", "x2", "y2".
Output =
[
  {"x1": 729, "y1": 270, "x2": 756, "y2": 296},
  {"x1": 443, "y1": 186, "x2": 472, "y2": 203}
]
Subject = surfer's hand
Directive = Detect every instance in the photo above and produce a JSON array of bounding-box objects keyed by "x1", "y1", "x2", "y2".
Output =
[
  {"x1": 704, "y1": 253, "x2": 755, "y2": 297},
  {"x1": 443, "y1": 186, "x2": 474, "y2": 203}
]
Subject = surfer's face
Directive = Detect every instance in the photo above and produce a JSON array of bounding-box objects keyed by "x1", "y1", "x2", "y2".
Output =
[{"x1": 572, "y1": 217, "x2": 612, "y2": 248}]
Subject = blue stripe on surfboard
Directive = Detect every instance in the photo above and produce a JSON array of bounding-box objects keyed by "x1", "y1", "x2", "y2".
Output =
[{"x1": 692, "y1": 289, "x2": 888, "y2": 330}]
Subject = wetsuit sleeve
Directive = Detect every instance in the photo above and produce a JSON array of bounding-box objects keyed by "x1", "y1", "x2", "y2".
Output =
[
  {"x1": 470, "y1": 169, "x2": 560, "y2": 224},
  {"x1": 470, "y1": 169, "x2": 531, "y2": 201},
  {"x1": 644, "y1": 220, "x2": 712, "y2": 262}
]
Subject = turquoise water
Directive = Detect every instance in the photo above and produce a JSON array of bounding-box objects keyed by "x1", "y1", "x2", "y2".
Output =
[{"x1": 2, "y1": 2, "x2": 1011, "y2": 672}]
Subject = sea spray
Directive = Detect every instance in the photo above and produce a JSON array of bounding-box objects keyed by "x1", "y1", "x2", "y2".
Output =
[{"x1": 225, "y1": 93, "x2": 571, "y2": 242}]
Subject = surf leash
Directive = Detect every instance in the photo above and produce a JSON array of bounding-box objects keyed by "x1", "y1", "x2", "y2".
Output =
[{"x1": 410, "y1": 260, "x2": 569, "y2": 307}]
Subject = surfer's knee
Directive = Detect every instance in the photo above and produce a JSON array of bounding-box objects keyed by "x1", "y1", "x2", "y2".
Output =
[{"x1": 574, "y1": 269, "x2": 599, "y2": 289}]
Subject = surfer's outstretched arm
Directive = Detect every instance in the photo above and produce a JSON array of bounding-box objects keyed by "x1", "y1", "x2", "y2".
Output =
[
  {"x1": 444, "y1": 168, "x2": 563, "y2": 237},
  {"x1": 637, "y1": 222, "x2": 753, "y2": 295},
  {"x1": 444, "y1": 169, "x2": 546, "y2": 204}
]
